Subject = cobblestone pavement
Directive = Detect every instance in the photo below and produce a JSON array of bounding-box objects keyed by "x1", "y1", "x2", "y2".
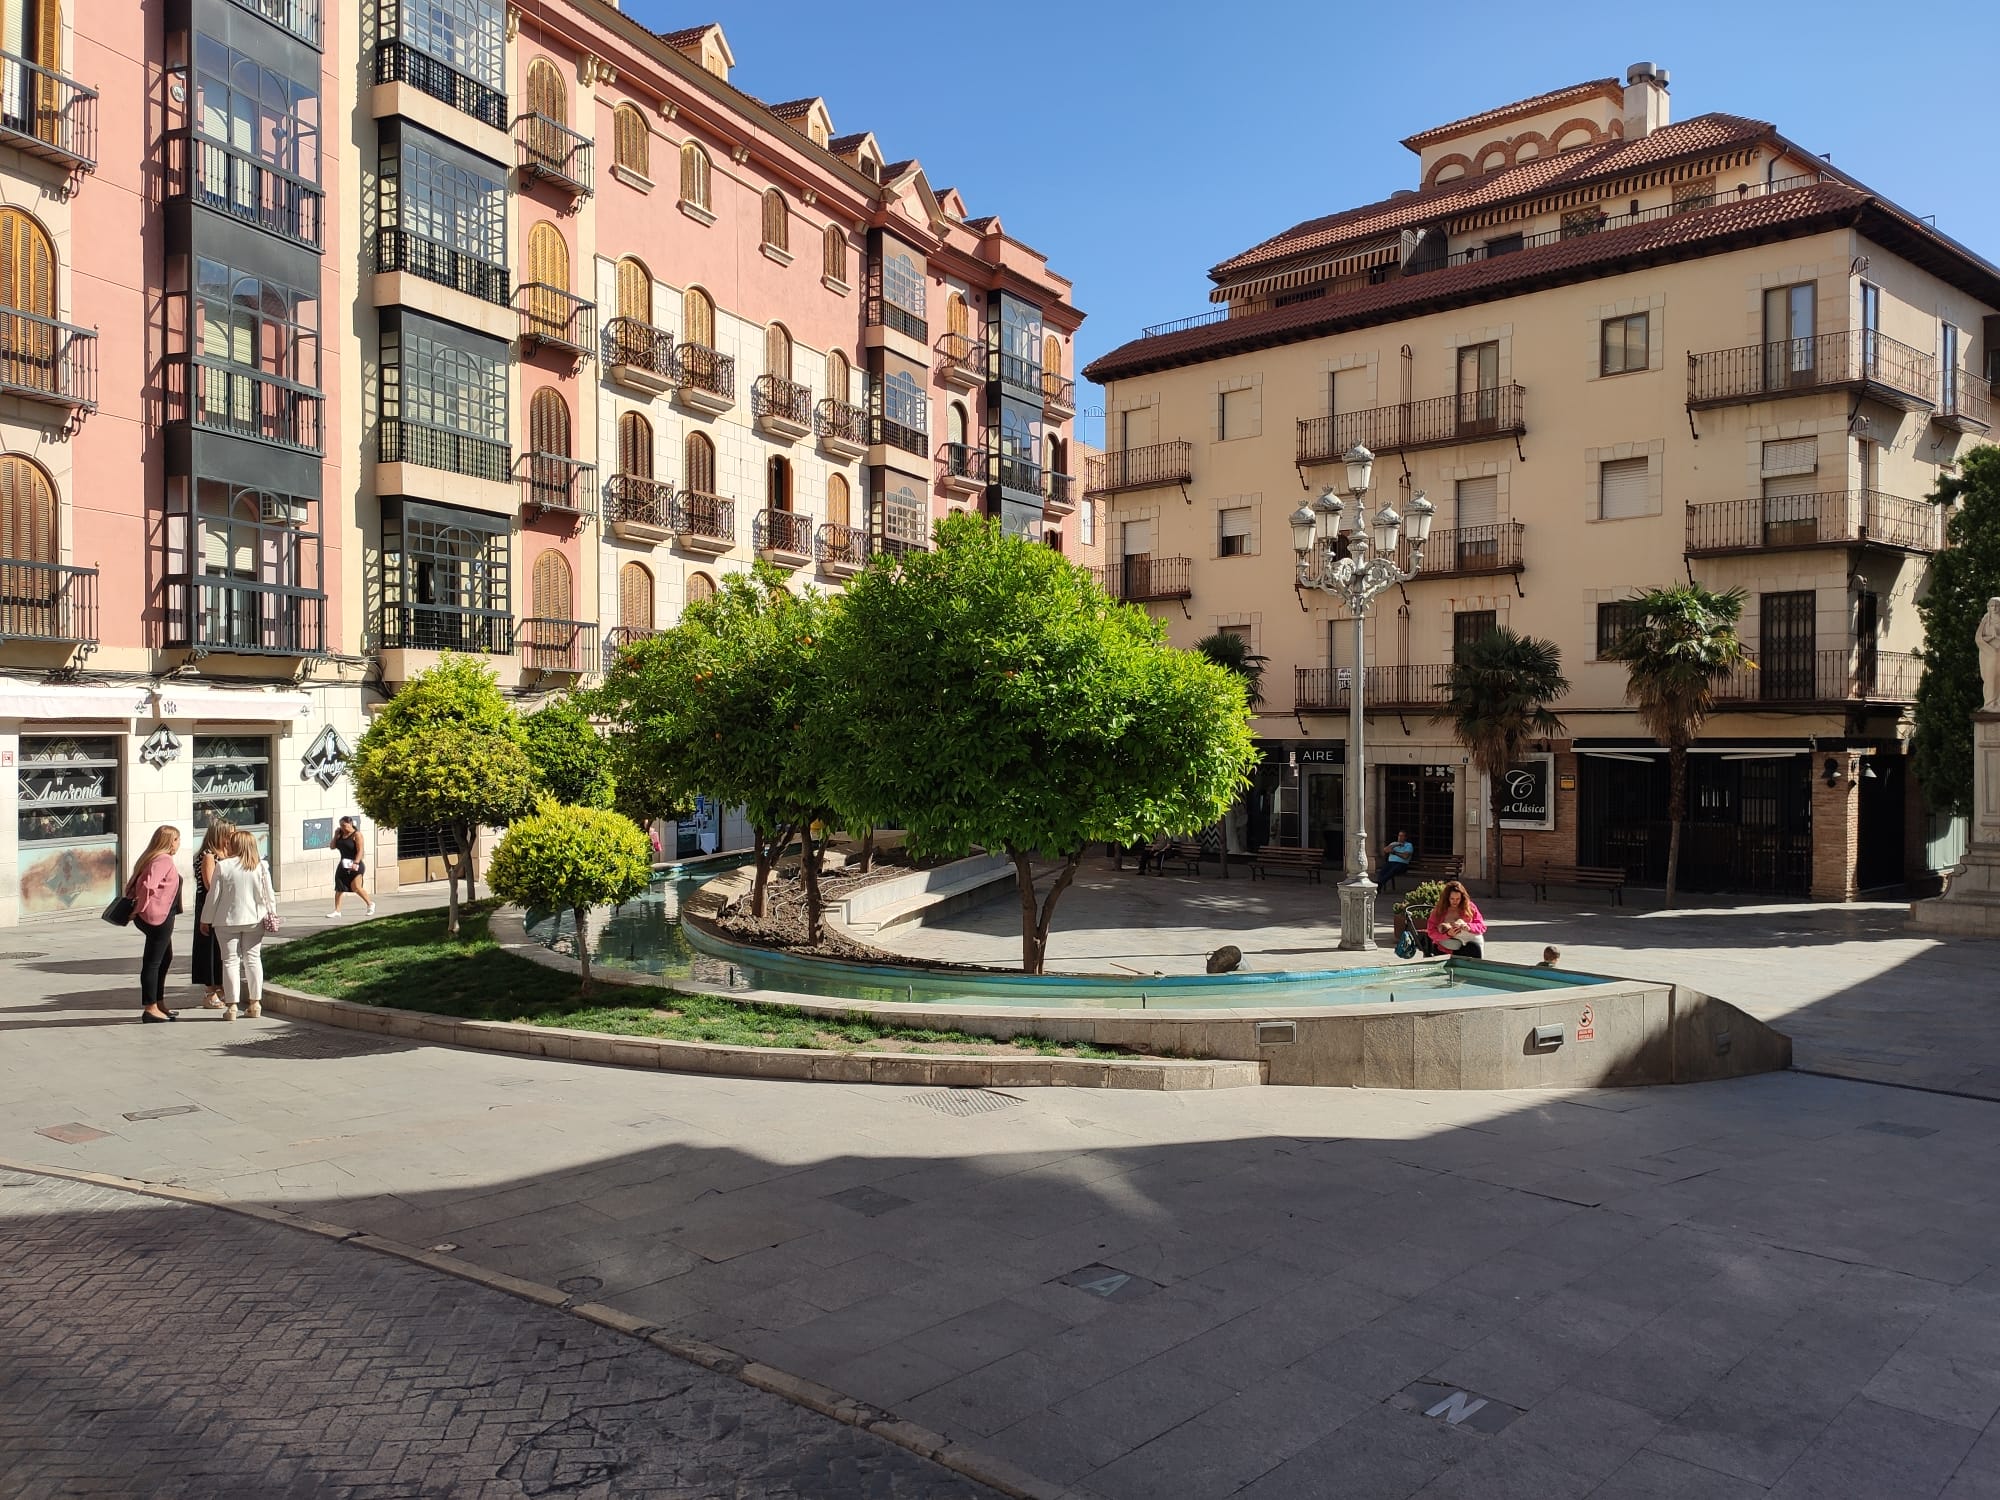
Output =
[{"x1": 0, "y1": 1170, "x2": 996, "y2": 1500}]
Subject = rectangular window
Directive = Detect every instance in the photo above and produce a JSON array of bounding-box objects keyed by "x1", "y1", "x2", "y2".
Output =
[
  {"x1": 191, "y1": 31, "x2": 323, "y2": 247},
  {"x1": 996, "y1": 294, "x2": 1041, "y2": 390},
  {"x1": 1596, "y1": 602, "x2": 1644, "y2": 659},
  {"x1": 1598, "y1": 456, "x2": 1652, "y2": 520},
  {"x1": 1483, "y1": 233, "x2": 1523, "y2": 257},
  {"x1": 1453, "y1": 475, "x2": 1498, "y2": 570},
  {"x1": 193, "y1": 736, "x2": 273, "y2": 863},
  {"x1": 1219, "y1": 506, "x2": 1252, "y2": 557},
  {"x1": 1219, "y1": 387, "x2": 1254, "y2": 440},
  {"x1": 175, "y1": 477, "x2": 324, "y2": 655},
  {"x1": 16, "y1": 735, "x2": 120, "y2": 919},
  {"x1": 1763, "y1": 282, "x2": 1816, "y2": 388},
  {"x1": 1861, "y1": 282, "x2": 1880, "y2": 375},
  {"x1": 1761, "y1": 439, "x2": 1821, "y2": 546},
  {"x1": 1758, "y1": 590, "x2": 1818, "y2": 702},
  {"x1": 1456, "y1": 341, "x2": 1500, "y2": 432},
  {"x1": 395, "y1": 133, "x2": 505, "y2": 263},
  {"x1": 1943, "y1": 323, "x2": 1961, "y2": 409},
  {"x1": 1330, "y1": 365, "x2": 1365, "y2": 417},
  {"x1": 1453, "y1": 609, "x2": 1497, "y2": 660},
  {"x1": 1600, "y1": 312, "x2": 1649, "y2": 375},
  {"x1": 380, "y1": 316, "x2": 510, "y2": 480},
  {"x1": 183, "y1": 257, "x2": 322, "y2": 450},
  {"x1": 383, "y1": 501, "x2": 512, "y2": 653},
  {"x1": 392, "y1": 0, "x2": 506, "y2": 92},
  {"x1": 1079, "y1": 499, "x2": 1095, "y2": 546}
]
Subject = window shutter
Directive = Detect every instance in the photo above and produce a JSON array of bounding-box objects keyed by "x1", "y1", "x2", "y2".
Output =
[
  {"x1": 1454, "y1": 474, "x2": 1498, "y2": 530},
  {"x1": 1220, "y1": 507, "x2": 1252, "y2": 539},
  {"x1": 529, "y1": 389, "x2": 569, "y2": 456},
  {"x1": 1121, "y1": 519, "x2": 1152, "y2": 556},
  {"x1": 617, "y1": 412, "x2": 652, "y2": 477},
  {"x1": 616, "y1": 258, "x2": 649, "y2": 324},
  {"x1": 526, "y1": 59, "x2": 564, "y2": 123},
  {"x1": 823, "y1": 225, "x2": 846, "y2": 282},
  {"x1": 765, "y1": 324, "x2": 790, "y2": 382},
  {"x1": 683, "y1": 288, "x2": 713, "y2": 348},
  {"x1": 686, "y1": 572, "x2": 716, "y2": 604},
  {"x1": 947, "y1": 294, "x2": 968, "y2": 338},
  {"x1": 1761, "y1": 471, "x2": 1817, "y2": 501},
  {"x1": 0, "y1": 456, "x2": 54, "y2": 563},
  {"x1": 620, "y1": 563, "x2": 653, "y2": 631},
  {"x1": 826, "y1": 349, "x2": 849, "y2": 403},
  {"x1": 1598, "y1": 457, "x2": 1651, "y2": 519},
  {"x1": 827, "y1": 474, "x2": 850, "y2": 528},
  {"x1": 531, "y1": 550, "x2": 572, "y2": 620},
  {"x1": 1760, "y1": 437, "x2": 1818, "y2": 477},
  {"x1": 685, "y1": 433, "x2": 715, "y2": 493}
]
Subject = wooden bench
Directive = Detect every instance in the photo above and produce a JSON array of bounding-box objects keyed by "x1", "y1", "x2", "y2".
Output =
[
  {"x1": 1250, "y1": 845, "x2": 1325, "y2": 883},
  {"x1": 1531, "y1": 862, "x2": 1628, "y2": 905},
  {"x1": 1151, "y1": 839, "x2": 1227, "y2": 878},
  {"x1": 1380, "y1": 854, "x2": 1464, "y2": 894}
]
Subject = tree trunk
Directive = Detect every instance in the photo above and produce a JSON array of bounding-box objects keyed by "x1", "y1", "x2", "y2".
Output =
[
  {"x1": 750, "y1": 822, "x2": 797, "y2": 919},
  {"x1": 857, "y1": 828, "x2": 875, "y2": 875},
  {"x1": 1664, "y1": 743, "x2": 1687, "y2": 908},
  {"x1": 443, "y1": 823, "x2": 467, "y2": 937},
  {"x1": 799, "y1": 822, "x2": 825, "y2": 946},
  {"x1": 573, "y1": 904, "x2": 593, "y2": 994},
  {"x1": 1006, "y1": 845, "x2": 1084, "y2": 975}
]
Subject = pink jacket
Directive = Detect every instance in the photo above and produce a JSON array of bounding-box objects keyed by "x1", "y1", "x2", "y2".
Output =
[
  {"x1": 1426, "y1": 900, "x2": 1486, "y2": 946},
  {"x1": 130, "y1": 854, "x2": 181, "y2": 926}
]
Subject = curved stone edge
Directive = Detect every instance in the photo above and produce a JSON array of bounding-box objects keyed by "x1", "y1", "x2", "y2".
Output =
[{"x1": 0, "y1": 1155, "x2": 1080, "y2": 1500}]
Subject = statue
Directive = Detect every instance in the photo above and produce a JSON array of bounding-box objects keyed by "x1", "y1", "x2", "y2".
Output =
[{"x1": 1981, "y1": 597, "x2": 2000, "y2": 713}]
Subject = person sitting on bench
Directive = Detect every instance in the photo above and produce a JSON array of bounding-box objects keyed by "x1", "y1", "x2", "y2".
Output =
[{"x1": 1377, "y1": 831, "x2": 1415, "y2": 886}]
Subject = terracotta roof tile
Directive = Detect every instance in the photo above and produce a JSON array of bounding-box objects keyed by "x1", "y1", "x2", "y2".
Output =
[
  {"x1": 657, "y1": 24, "x2": 717, "y2": 47},
  {"x1": 828, "y1": 132, "x2": 872, "y2": 155},
  {"x1": 767, "y1": 98, "x2": 817, "y2": 122},
  {"x1": 1400, "y1": 77, "x2": 1621, "y2": 150},
  {"x1": 1089, "y1": 182, "x2": 1869, "y2": 383},
  {"x1": 1211, "y1": 114, "x2": 1773, "y2": 280}
]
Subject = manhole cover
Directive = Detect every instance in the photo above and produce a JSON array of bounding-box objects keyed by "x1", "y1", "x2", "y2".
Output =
[
  {"x1": 911, "y1": 1088, "x2": 1021, "y2": 1118},
  {"x1": 216, "y1": 1030, "x2": 405, "y2": 1061},
  {"x1": 556, "y1": 1275, "x2": 603, "y2": 1295}
]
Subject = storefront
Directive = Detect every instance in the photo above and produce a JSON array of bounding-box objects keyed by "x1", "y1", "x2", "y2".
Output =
[
  {"x1": 192, "y1": 735, "x2": 273, "y2": 867},
  {"x1": 16, "y1": 735, "x2": 121, "y2": 919},
  {"x1": 1236, "y1": 741, "x2": 1465, "y2": 867},
  {"x1": 1574, "y1": 746, "x2": 1814, "y2": 896}
]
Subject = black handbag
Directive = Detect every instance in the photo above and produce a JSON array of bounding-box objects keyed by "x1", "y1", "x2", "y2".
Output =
[{"x1": 101, "y1": 894, "x2": 136, "y2": 926}]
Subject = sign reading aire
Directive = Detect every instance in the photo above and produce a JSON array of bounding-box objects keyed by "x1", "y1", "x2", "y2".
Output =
[{"x1": 1497, "y1": 753, "x2": 1555, "y2": 831}]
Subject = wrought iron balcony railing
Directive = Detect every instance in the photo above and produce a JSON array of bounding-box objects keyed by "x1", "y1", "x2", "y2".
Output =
[
  {"x1": 817, "y1": 521, "x2": 868, "y2": 571},
  {"x1": 1293, "y1": 663, "x2": 1453, "y2": 712},
  {"x1": 1041, "y1": 373, "x2": 1076, "y2": 414},
  {"x1": 166, "y1": 128, "x2": 321, "y2": 249},
  {"x1": 170, "y1": 578, "x2": 325, "y2": 656},
  {"x1": 871, "y1": 414, "x2": 927, "y2": 456},
  {"x1": 752, "y1": 374, "x2": 813, "y2": 428},
  {"x1": 374, "y1": 39, "x2": 506, "y2": 131},
  {"x1": 517, "y1": 283, "x2": 596, "y2": 357},
  {"x1": 0, "y1": 558, "x2": 97, "y2": 645},
  {"x1": 604, "y1": 473, "x2": 672, "y2": 531},
  {"x1": 602, "y1": 317, "x2": 673, "y2": 378},
  {"x1": 226, "y1": 0, "x2": 320, "y2": 47},
  {"x1": 1936, "y1": 370, "x2": 1992, "y2": 433},
  {"x1": 815, "y1": 397, "x2": 867, "y2": 448},
  {"x1": 1298, "y1": 386, "x2": 1527, "y2": 464},
  {"x1": 671, "y1": 489, "x2": 734, "y2": 546},
  {"x1": 381, "y1": 602, "x2": 513, "y2": 655},
  {"x1": 993, "y1": 350, "x2": 1042, "y2": 392},
  {"x1": 1083, "y1": 440, "x2": 1194, "y2": 497},
  {"x1": 1103, "y1": 555, "x2": 1192, "y2": 602},
  {"x1": 1685, "y1": 491, "x2": 1941, "y2": 556},
  {"x1": 934, "y1": 332, "x2": 985, "y2": 385},
  {"x1": 674, "y1": 341, "x2": 735, "y2": 401},
  {"x1": 1687, "y1": 329, "x2": 1936, "y2": 411},
  {"x1": 937, "y1": 442, "x2": 986, "y2": 486},
  {"x1": 379, "y1": 415, "x2": 509, "y2": 483},
  {"x1": 754, "y1": 508, "x2": 815, "y2": 556},
  {"x1": 0, "y1": 305, "x2": 96, "y2": 410},
  {"x1": 167, "y1": 358, "x2": 323, "y2": 452},
  {"x1": 602, "y1": 625, "x2": 658, "y2": 673},
  {"x1": 520, "y1": 453, "x2": 597, "y2": 520},
  {"x1": 515, "y1": 112, "x2": 592, "y2": 196},
  {"x1": 867, "y1": 297, "x2": 926, "y2": 341},
  {"x1": 1045, "y1": 472, "x2": 1075, "y2": 511},
  {"x1": 0, "y1": 48, "x2": 97, "y2": 171},
  {"x1": 376, "y1": 225, "x2": 508, "y2": 305},
  {"x1": 1392, "y1": 521, "x2": 1525, "y2": 578},
  {"x1": 521, "y1": 617, "x2": 597, "y2": 675},
  {"x1": 995, "y1": 452, "x2": 1043, "y2": 496},
  {"x1": 1711, "y1": 649, "x2": 1921, "y2": 707}
]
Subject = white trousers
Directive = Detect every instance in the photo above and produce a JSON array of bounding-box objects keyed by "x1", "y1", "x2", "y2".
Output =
[{"x1": 219, "y1": 923, "x2": 267, "y2": 1007}]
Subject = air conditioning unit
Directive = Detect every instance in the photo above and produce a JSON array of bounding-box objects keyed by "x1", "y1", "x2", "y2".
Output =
[{"x1": 259, "y1": 494, "x2": 307, "y2": 527}]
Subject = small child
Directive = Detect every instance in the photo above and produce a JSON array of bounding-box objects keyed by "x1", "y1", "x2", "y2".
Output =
[{"x1": 1537, "y1": 945, "x2": 1561, "y2": 967}]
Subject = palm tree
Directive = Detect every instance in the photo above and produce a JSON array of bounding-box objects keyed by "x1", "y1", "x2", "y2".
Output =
[
  {"x1": 1195, "y1": 630, "x2": 1266, "y2": 709},
  {"x1": 1438, "y1": 627, "x2": 1569, "y2": 897},
  {"x1": 1603, "y1": 584, "x2": 1751, "y2": 906}
]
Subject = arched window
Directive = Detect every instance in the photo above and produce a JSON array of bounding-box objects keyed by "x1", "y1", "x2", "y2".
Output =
[
  {"x1": 822, "y1": 224, "x2": 847, "y2": 284},
  {"x1": 619, "y1": 561, "x2": 655, "y2": 632},
  {"x1": 613, "y1": 103, "x2": 649, "y2": 178},
  {"x1": 0, "y1": 454, "x2": 57, "y2": 565},
  {"x1": 826, "y1": 348, "x2": 850, "y2": 404},
  {"x1": 679, "y1": 141, "x2": 710, "y2": 209},
  {"x1": 615, "y1": 256, "x2": 651, "y2": 325},
  {"x1": 682, "y1": 285, "x2": 715, "y2": 349},
  {"x1": 525, "y1": 57, "x2": 565, "y2": 124},
  {"x1": 684, "y1": 430, "x2": 716, "y2": 494},
  {"x1": 881, "y1": 369, "x2": 925, "y2": 433},
  {"x1": 1045, "y1": 434, "x2": 1066, "y2": 476},
  {"x1": 761, "y1": 189, "x2": 788, "y2": 253},
  {"x1": 1042, "y1": 333, "x2": 1063, "y2": 397},
  {"x1": 529, "y1": 387, "x2": 570, "y2": 457},
  {"x1": 686, "y1": 571, "x2": 717, "y2": 605},
  {"x1": 530, "y1": 548, "x2": 573, "y2": 621},
  {"x1": 947, "y1": 401, "x2": 967, "y2": 447},
  {"x1": 946, "y1": 292, "x2": 969, "y2": 339},
  {"x1": 617, "y1": 410, "x2": 653, "y2": 477},
  {"x1": 826, "y1": 472, "x2": 850, "y2": 528},
  {"x1": 882, "y1": 252, "x2": 924, "y2": 317},
  {"x1": 767, "y1": 454, "x2": 792, "y2": 511},
  {"x1": 0, "y1": 206, "x2": 56, "y2": 320},
  {"x1": 765, "y1": 323, "x2": 792, "y2": 383},
  {"x1": 524, "y1": 222, "x2": 569, "y2": 339}
]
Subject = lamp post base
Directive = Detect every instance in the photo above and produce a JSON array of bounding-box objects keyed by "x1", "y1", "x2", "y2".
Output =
[{"x1": 1337, "y1": 873, "x2": 1379, "y2": 951}]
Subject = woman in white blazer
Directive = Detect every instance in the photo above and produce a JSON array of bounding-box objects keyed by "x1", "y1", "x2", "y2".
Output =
[{"x1": 204, "y1": 829, "x2": 278, "y2": 1020}]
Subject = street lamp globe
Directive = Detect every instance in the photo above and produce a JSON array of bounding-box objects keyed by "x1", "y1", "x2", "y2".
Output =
[
  {"x1": 1312, "y1": 486, "x2": 1343, "y2": 545},
  {"x1": 1343, "y1": 444, "x2": 1375, "y2": 499},
  {"x1": 1371, "y1": 502, "x2": 1402, "y2": 556},
  {"x1": 1406, "y1": 490, "x2": 1436, "y2": 546},
  {"x1": 1289, "y1": 501, "x2": 1318, "y2": 556}
]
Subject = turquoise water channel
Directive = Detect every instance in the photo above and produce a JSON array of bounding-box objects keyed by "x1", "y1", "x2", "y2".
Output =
[{"x1": 525, "y1": 860, "x2": 1607, "y2": 1010}]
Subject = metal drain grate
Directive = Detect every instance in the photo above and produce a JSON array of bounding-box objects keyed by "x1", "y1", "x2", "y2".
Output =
[
  {"x1": 216, "y1": 1030, "x2": 407, "y2": 1061},
  {"x1": 910, "y1": 1088, "x2": 1021, "y2": 1118}
]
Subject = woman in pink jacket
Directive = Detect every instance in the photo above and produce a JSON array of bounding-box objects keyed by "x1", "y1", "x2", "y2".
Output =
[
  {"x1": 1425, "y1": 879, "x2": 1486, "y2": 959},
  {"x1": 128, "y1": 825, "x2": 184, "y2": 1022}
]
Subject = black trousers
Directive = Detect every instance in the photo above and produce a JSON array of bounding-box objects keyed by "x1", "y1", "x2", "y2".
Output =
[{"x1": 136, "y1": 916, "x2": 175, "y2": 1011}]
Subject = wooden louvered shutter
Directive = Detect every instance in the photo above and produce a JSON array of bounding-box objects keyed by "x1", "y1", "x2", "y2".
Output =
[
  {"x1": 685, "y1": 432, "x2": 714, "y2": 494},
  {"x1": 531, "y1": 549, "x2": 572, "y2": 620},
  {"x1": 765, "y1": 324, "x2": 790, "y2": 383},
  {"x1": 686, "y1": 572, "x2": 716, "y2": 605},
  {"x1": 826, "y1": 473, "x2": 849, "y2": 528},
  {"x1": 616, "y1": 258, "x2": 649, "y2": 325},
  {"x1": 762, "y1": 191, "x2": 787, "y2": 251},
  {"x1": 530, "y1": 388, "x2": 569, "y2": 457},
  {"x1": 526, "y1": 223, "x2": 566, "y2": 337},
  {"x1": 826, "y1": 349, "x2": 848, "y2": 404},
  {"x1": 823, "y1": 225, "x2": 845, "y2": 283},
  {"x1": 526, "y1": 58, "x2": 564, "y2": 124},
  {"x1": 620, "y1": 563, "x2": 653, "y2": 631},
  {"x1": 0, "y1": 456, "x2": 55, "y2": 563},
  {"x1": 683, "y1": 288, "x2": 713, "y2": 349},
  {"x1": 617, "y1": 412, "x2": 651, "y2": 478},
  {"x1": 34, "y1": 0, "x2": 61, "y2": 140},
  {"x1": 0, "y1": 208, "x2": 55, "y2": 391}
]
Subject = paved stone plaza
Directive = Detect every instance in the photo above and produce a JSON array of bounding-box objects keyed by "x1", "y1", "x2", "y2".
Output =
[{"x1": 5, "y1": 881, "x2": 2000, "y2": 1497}]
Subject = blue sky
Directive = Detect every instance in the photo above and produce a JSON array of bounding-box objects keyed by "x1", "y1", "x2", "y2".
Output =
[{"x1": 630, "y1": 0, "x2": 2000, "y2": 445}]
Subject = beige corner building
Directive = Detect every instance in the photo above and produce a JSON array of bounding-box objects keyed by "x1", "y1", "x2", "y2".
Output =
[{"x1": 1085, "y1": 64, "x2": 1998, "y2": 901}]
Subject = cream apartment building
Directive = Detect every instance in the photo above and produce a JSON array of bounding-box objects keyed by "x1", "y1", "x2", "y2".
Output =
[{"x1": 1084, "y1": 65, "x2": 1998, "y2": 900}]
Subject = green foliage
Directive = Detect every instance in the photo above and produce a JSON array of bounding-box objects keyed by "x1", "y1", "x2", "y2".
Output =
[
  {"x1": 1439, "y1": 627, "x2": 1568, "y2": 897},
  {"x1": 1915, "y1": 447, "x2": 2000, "y2": 816},
  {"x1": 1397, "y1": 879, "x2": 1446, "y2": 924},
  {"x1": 521, "y1": 696, "x2": 616, "y2": 809},
  {"x1": 486, "y1": 802, "x2": 652, "y2": 990},
  {"x1": 1195, "y1": 630, "x2": 1266, "y2": 709},
  {"x1": 350, "y1": 655, "x2": 535, "y2": 935}
]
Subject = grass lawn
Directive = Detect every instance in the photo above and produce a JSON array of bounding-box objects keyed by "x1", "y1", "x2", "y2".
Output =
[{"x1": 263, "y1": 903, "x2": 1129, "y2": 1057}]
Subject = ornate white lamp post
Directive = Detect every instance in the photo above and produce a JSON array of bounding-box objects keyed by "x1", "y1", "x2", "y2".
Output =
[{"x1": 1289, "y1": 446, "x2": 1435, "y2": 950}]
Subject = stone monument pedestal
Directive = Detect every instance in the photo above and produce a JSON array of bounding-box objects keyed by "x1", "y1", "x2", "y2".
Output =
[{"x1": 1911, "y1": 710, "x2": 2000, "y2": 937}]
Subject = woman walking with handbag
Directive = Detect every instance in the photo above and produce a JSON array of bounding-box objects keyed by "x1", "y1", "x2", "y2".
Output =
[
  {"x1": 126, "y1": 826, "x2": 184, "y2": 1022},
  {"x1": 190, "y1": 819, "x2": 235, "y2": 1010},
  {"x1": 328, "y1": 816, "x2": 374, "y2": 918},
  {"x1": 211, "y1": 830, "x2": 279, "y2": 1021}
]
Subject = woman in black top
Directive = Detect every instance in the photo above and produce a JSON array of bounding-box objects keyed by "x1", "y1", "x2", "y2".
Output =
[
  {"x1": 191, "y1": 820, "x2": 234, "y2": 1007},
  {"x1": 329, "y1": 816, "x2": 375, "y2": 919}
]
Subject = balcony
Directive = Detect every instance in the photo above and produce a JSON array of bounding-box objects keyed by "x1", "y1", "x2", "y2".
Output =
[
  {"x1": 674, "y1": 342, "x2": 735, "y2": 415},
  {"x1": 602, "y1": 625, "x2": 658, "y2": 674},
  {"x1": 604, "y1": 474, "x2": 673, "y2": 544},
  {"x1": 753, "y1": 375, "x2": 813, "y2": 439},
  {"x1": 1103, "y1": 555, "x2": 1192, "y2": 603},
  {"x1": 1935, "y1": 371, "x2": 1991, "y2": 434},
  {"x1": 1297, "y1": 387, "x2": 1527, "y2": 465},
  {"x1": 817, "y1": 521, "x2": 868, "y2": 578},
  {"x1": 994, "y1": 451, "x2": 1043, "y2": 498},
  {"x1": 754, "y1": 508, "x2": 814, "y2": 567},
  {"x1": 521, "y1": 617, "x2": 597, "y2": 676},
  {"x1": 520, "y1": 453, "x2": 597, "y2": 523},
  {"x1": 937, "y1": 443, "x2": 986, "y2": 498},
  {"x1": 170, "y1": 579, "x2": 325, "y2": 657},
  {"x1": 381, "y1": 602, "x2": 513, "y2": 655},
  {"x1": 603, "y1": 317, "x2": 674, "y2": 397},
  {"x1": 0, "y1": 49, "x2": 97, "y2": 172},
  {"x1": 1686, "y1": 329, "x2": 1936, "y2": 412},
  {"x1": 516, "y1": 284, "x2": 596, "y2": 359},
  {"x1": 166, "y1": 129, "x2": 321, "y2": 249},
  {"x1": 1041, "y1": 372, "x2": 1076, "y2": 420},
  {"x1": 167, "y1": 358, "x2": 323, "y2": 453},
  {"x1": 379, "y1": 416, "x2": 509, "y2": 483},
  {"x1": 374, "y1": 40, "x2": 506, "y2": 132},
  {"x1": 515, "y1": 112, "x2": 592, "y2": 198},
  {"x1": 871, "y1": 414, "x2": 927, "y2": 457},
  {"x1": 1293, "y1": 664, "x2": 1452, "y2": 713},
  {"x1": 994, "y1": 350, "x2": 1042, "y2": 394},
  {"x1": 1393, "y1": 521, "x2": 1524, "y2": 579},
  {"x1": 934, "y1": 333, "x2": 985, "y2": 390},
  {"x1": 376, "y1": 225, "x2": 508, "y2": 306},
  {"x1": 225, "y1": 0, "x2": 320, "y2": 47},
  {"x1": 1685, "y1": 492, "x2": 1941, "y2": 557},
  {"x1": 1083, "y1": 440, "x2": 1194, "y2": 498},
  {"x1": 671, "y1": 490, "x2": 735, "y2": 556},
  {"x1": 0, "y1": 559, "x2": 97, "y2": 646},
  {"x1": 0, "y1": 306, "x2": 97, "y2": 411},
  {"x1": 1045, "y1": 472, "x2": 1076, "y2": 515},
  {"x1": 867, "y1": 296, "x2": 926, "y2": 342},
  {"x1": 816, "y1": 398, "x2": 867, "y2": 459},
  {"x1": 872, "y1": 496, "x2": 931, "y2": 557},
  {"x1": 1711, "y1": 649, "x2": 1922, "y2": 708}
]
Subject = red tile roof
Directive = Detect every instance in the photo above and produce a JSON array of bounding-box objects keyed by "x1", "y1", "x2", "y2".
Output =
[
  {"x1": 657, "y1": 24, "x2": 718, "y2": 47},
  {"x1": 1211, "y1": 114, "x2": 1772, "y2": 280},
  {"x1": 1088, "y1": 182, "x2": 1872, "y2": 383},
  {"x1": 828, "y1": 132, "x2": 873, "y2": 155},
  {"x1": 1400, "y1": 77, "x2": 1622, "y2": 150},
  {"x1": 766, "y1": 98, "x2": 818, "y2": 122}
]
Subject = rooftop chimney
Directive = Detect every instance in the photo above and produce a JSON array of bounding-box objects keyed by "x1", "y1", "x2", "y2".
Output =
[{"x1": 1624, "y1": 61, "x2": 1670, "y2": 140}]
